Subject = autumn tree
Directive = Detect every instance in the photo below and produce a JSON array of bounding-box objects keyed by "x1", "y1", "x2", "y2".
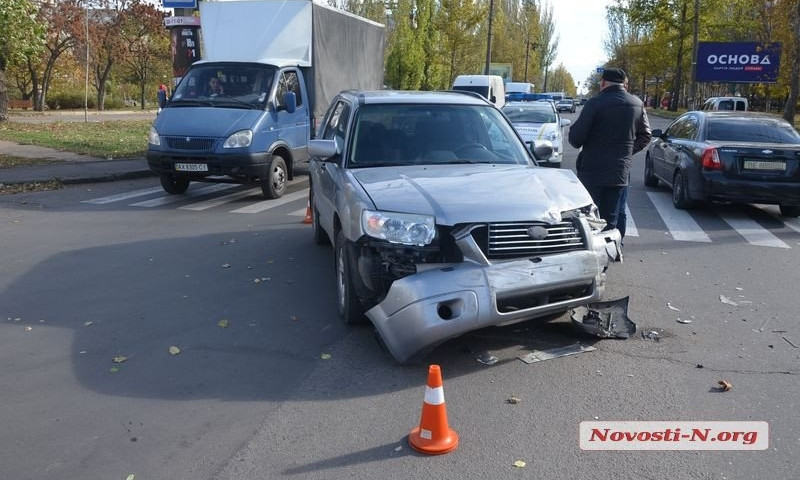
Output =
[
  {"x1": 118, "y1": 0, "x2": 169, "y2": 109},
  {"x1": 0, "y1": 0, "x2": 45, "y2": 120},
  {"x1": 538, "y1": 2, "x2": 559, "y2": 92},
  {"x1": 436, "y1": 0, "x2": 485, "y2": 86}
]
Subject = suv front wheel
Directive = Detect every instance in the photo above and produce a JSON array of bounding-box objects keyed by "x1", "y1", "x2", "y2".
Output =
[{"x1": 335, "y1": 230, "x2": 366, "y2": 324}]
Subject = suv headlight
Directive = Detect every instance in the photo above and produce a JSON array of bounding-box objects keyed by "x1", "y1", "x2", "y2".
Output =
[
  {"x1": 362, "y1": 210, "x2": 436, "y2": 246},
  {"x1": 148, "y1": 126, "x2": 161, "y2": 146},
  {"x1": 223, "y1": 130, "x2": 253, "y2": 148},
  {"x1": 562, "y1": 205, "x2": 606, "y2": 231}
]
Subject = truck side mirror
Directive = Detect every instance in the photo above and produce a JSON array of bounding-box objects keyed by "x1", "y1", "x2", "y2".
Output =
[{"x1": 283, "y1": 91, "x2": 297, "y2": 114}]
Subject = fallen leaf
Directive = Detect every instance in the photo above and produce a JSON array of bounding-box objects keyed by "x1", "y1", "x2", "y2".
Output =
[
  {"x1": 109, "y1": 366, "x2": 119, "y2": 373},
  {"x1": 126, "y1": 475, "x2": 135, "y2": 480},
  {"x1": 112, "y1": 355, "x2": 128, "y2": 364},
  {"x1": 218, "y1": 319, "x2": 229, "y2": 328},
  {"x1": 506, "y1": 396, "x2": 521, "y2": 404},
  {"x1": 168, "y1": 346, "x2": 181, "y2": 355},
  {"x1": 666, "y1": 302, "x2": 681, "y2": 311},
  {"x1": 717, "y1": 380, "x2": 733, "y2": 392},
  {"x1": 513, "y1": 460, "x2": 526, "y2": 468},
  {"x1": 321, "y1": 353, "x2": 332, "y2": 360}
]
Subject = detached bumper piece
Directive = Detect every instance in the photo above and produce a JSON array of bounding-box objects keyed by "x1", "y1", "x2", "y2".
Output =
[{"x1": 570, "y1": 296, "x2": 636, "y2": 339}]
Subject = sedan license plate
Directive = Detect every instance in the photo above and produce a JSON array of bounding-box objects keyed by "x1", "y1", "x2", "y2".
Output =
[
  {"x1": 743, "y1": 160, "x2": 785, "y2": 171},
  {"x1": 175, "y1": 163, "x2": 208, "y2": 172}
]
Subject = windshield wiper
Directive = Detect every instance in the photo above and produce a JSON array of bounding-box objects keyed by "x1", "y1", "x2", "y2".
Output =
[
  {"x1": 213, "y1": 97, "x2": 259, "y2": 109},
  {"x1": 168, "y1": 99, "x2": 214, "y2": 107}
]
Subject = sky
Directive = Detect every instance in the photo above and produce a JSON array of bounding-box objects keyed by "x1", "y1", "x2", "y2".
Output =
[{"x1": 549, "y1": 0, "x2": 614, "y2": 93}]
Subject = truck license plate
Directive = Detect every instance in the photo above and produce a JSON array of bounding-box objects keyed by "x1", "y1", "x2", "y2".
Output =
[{"x1": 175, "y1": 163, "x2": 208, "y2": 172}]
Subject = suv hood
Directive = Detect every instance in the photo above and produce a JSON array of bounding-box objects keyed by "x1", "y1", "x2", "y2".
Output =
[{"x1": 351, "y1": 164, "x2": 591, "y2": 225}]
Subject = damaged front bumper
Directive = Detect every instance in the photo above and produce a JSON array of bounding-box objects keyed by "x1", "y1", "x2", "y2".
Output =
[{"x1": 367, "y1": 225, "x2": 622, "y2": 363}]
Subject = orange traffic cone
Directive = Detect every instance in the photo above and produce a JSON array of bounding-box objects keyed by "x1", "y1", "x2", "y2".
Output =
[
  {"x1": 408, "y1": 364, "x2": 459, "y2": 455},
  {"x1": 302, "y1": 200, "x2": 312, "y2": 224}
]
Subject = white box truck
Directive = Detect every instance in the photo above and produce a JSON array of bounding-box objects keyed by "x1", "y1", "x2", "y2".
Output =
[
  {"x1": 452, "y1": 75, "x2": 505, "y2": 108},
  {"x1": 147, "y1": 0, "x2": 385, "y2": 198}
]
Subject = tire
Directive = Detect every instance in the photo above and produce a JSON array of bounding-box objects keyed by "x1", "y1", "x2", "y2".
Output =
[
  {"x1": 672, "y1": 170, "x2": 693, "y2": 209},
  {"x1": 261, "y1": 155, "x2": 287, "y2": 199},
  {"x1": 779, "y1": 205, "x2": 800, "y2": 217},
  {"x1": 644, "y1": 154, "x2": 659, "y2": 187},
  {"x1": 160, "y1": 173, "x2": 190, "y2": 194},
  {"x1": 310, "y1": 189, "x2": 330, "y2": 245},
  {"x1": 335, "y1": 230, "x2": 366, "y2": 324}
]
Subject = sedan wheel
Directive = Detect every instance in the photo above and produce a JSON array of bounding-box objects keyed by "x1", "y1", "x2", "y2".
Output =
[
  {"x1": 779, "y1": 205, "x2": 800, "y2": 217},
  {"x1": 335, "y1": 231, "x2": 365, "y2": 324},
  {"x1": 672, "y1": 170, "x2": 694, "y2": 209},
  {"x1": 261, "y1": 155, "x2": 287, "y2": 199},
  {"x1": 644, "y1": 154, "x2": 659, "y2": 187}
]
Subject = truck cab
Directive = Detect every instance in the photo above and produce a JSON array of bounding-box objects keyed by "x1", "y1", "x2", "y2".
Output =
[{"x1": 147, "y1": 62, "x2": 308, "y2": 198}]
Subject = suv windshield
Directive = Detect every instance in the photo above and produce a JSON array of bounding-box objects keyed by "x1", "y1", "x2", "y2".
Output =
[
  {"x1": 348, "y1": 104, "x2": 532, "y2": 167},
  {"x1": 170, "y1": 64, "x2": 276, "y2": 108}
]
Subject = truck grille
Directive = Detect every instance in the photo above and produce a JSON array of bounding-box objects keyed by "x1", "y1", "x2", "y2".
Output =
[
  {"x1": 471, "y1": 221, "x2": 586, "y2": 259},
  {"x1": 165, "y1": 136, "x2": 215, "y2": 151}
]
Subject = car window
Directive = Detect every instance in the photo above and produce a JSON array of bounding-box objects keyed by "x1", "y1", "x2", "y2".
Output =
[
  {"x1": 717, "y1": 100, "x2": 734, "y2": 111},
  {"x1": 706, "y1": 117, "x2": 800, "y2": 143},
  {"x1": 735, "y1": 100, "x2": 746, "y2": 111},
  {"x1": 321, "y1": 100, "x2": 351, "y2": 150},
  {"x1": 666, "y1": 116, "x2": 691, "y2": 138},
  {"x1": 683, "y1": 115, "x2": 700, "y2": 140},
  {"x1": 347, "y1": 104, "x2": 531, "y2": 167},
  {"x1": 275, "y1": 70, "x2": 303, "y2": 109}
]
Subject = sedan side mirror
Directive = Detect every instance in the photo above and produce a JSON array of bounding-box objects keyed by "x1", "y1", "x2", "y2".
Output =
[{"x1": 308, "y1": 139, "x2": 340, "y2": 160}]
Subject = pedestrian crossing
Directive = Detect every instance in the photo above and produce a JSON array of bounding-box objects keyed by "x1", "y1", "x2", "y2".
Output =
[{"x1": 80, "y1": 182, "x2": 800, "y2": 249}]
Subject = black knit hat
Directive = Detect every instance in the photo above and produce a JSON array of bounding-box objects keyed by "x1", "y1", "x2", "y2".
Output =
[{"x1": 601, "y1": 67, "x2": 627, "y2": 83}]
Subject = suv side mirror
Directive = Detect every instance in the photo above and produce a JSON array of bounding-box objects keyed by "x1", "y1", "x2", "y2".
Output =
[{"x1": 308, "y1": 139, "x2": 339, "y2": 160}]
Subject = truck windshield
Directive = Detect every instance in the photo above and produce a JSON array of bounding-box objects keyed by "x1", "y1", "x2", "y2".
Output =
[{"x1": 170, "y1": 64, "x2": 276, "y2": 108}]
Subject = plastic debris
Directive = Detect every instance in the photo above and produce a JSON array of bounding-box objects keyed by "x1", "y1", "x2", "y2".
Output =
[
  {"x1": 168, "y1": 346, "x2": 181, "y2": 355},
  {"x1": 83, "y1": 321, "x2": 93, "y2": 327},
  {"x1": 717, "y1": 380, "x2": 733, "y2": 392},
  {"x1": 676, "y1": 318, "x2": 692, "y2": 324},
  {"x1": 719, "y1": 295, "x2": 739, "y2": 307},
  {"x1": 24, "y1": 326, "x2": 32, "y2": 331},
  {"x1": 112, "y1": 355, "x2": 128, "y2": 364},
  {"x1": 642, "y1": 330, "x2": 660, "y2": 341},
  {"x1": 570, "y1": 297, "x2": 636, "y2": 339},
  {"x1": 476, "y1": 352, "x2": 499, "y2": 365},
  {"x1": 126, "y1": 475, "x2": 135, "y2": 480},
  {"x1": 666, "y1": 302, "x2": 681, "y2": 311},
  {"x1": 518, "y1": 344, "x2": 596, "y2": 364},
  {"x1": 735, "y1": 287, "x2": 744, "y2": 291},
  {"x1": 393, "y1": 446, "x2": 402, "y2": 452},
  {"x1": 507, "y1": 396, "x2": 521, "y2": 405},
  {"x1": 513, "y1": 460, "x2": 526, "y2": 468},
  {"x1": 221, "y1": 263, "x2": 231, "y2": 268},
  {"x1": 217, "y1": 319, "x2": 229, "y2": 328},
  {"x1": 320, "y1": 353, "x2": 332, "y2": 360},
  {"x1": 254, "y1": 278, "x2": 261, "y2": 284},
  {"x1": 109, "y1": 367, "x2": 119, "y2": 373},
  {"x1": 782, "y1": 337, "x2": 799, "y2": 349}
]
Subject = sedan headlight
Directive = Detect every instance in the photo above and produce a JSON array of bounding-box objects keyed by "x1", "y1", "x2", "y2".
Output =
[
  {"x1": 148, "y1": 126, "x2": 161, "y2": 146},
  {"x1": 543, "y1": 130, "x2": 560, "y2": 142},
  {"x1": 223, "y1": 130, "x2": 253, "y2": 148},
  {"x1": 362, "y1": 210, "x2": 436, "y2": 246}
]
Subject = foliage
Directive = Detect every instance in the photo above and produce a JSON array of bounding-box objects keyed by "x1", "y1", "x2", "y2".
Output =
[
  {"x1": 0, "y1": 120, "x2": 150, "y2": 158},
  {"x1": 0, "y1": 0, "x2": 46, "y2": 121}
]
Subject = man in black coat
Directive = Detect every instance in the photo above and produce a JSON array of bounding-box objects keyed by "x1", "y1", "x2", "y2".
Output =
[{"x1": 568, "y1": 67, "x2": 651, "y2": 237}]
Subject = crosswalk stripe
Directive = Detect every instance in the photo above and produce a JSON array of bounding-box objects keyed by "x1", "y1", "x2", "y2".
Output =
[
  {"x1": 178, "y1": 188, "x2": 259, "y2": 211},
  {"x1": 288, "y1": 207, "x2": 307, "y2": 217},
  {"x1": 624, "y1": 203, "x2": 639, "y2": 237},
  {"x1": 130, "y1": 184, "x2": 238, "y2": 207},
  {"x1": 81, "y1": 186, "x2": 164, "y2": 204},
  {"x1": 719, "y1": 212, "x2": 790, "y2": 248},
  {"x1": 754, "y1": 205, "x2": 800, "y2": 234},
  {"x1": 646, "y1": 192, "x2": 711, "y2": 242},
  {"x1": 229, "y1": 189, "x2": 308, "y2": 213}
]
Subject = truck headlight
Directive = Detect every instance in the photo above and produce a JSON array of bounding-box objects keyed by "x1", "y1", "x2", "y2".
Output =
[
  {"x1": 362, "y1": 210, "x2": 436, "y2": 246},
  {"x1": 148, "y1": 126, "x2": 161, "y2": 146},
  {"x1": 223, "y1": 130, "x2": 253, "y2": 148}
]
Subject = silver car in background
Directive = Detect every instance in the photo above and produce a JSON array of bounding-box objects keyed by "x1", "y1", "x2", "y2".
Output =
[{"x1": 308, "y1": 90, "x2": 621, "y2": 363}]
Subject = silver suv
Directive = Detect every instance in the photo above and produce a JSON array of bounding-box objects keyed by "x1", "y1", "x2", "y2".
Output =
[{"x1": 308, "y1": 90, "x2": 621, "y2": 363}]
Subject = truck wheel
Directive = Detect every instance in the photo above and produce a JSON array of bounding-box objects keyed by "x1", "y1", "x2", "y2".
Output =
[
  {"x1": 261, "y1": 155, "x2": 287, "y2": 199},
  {"x1": 160, "y1": 173, "x2": 190, "y2": 194},
  {"x1": 335, "y1": 230, "x2": 365, "y2": 324}
]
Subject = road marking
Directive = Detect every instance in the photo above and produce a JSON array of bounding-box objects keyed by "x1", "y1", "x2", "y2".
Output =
[
  {"x1": 719, "y1": 212, "x2": 790, "y2": 249},
  {"x1": 179, "y1": 188, "x2": 260, "y2": 211},
  {"x1": 646, "y1": 192, "x2": 711, "y2": 242},
  {"x1": 288, "y1": 207, "x2": 306, "y2": 217},
  {"x1": 230, "y1": 189, "x2": 309, "y2": 213},
  {"x1": 130, "y1": 184, "x2": 237, "y2": 207},
  {"x1": 81, "y1": 186, "x2": 163, "y2": 204},
  {"x1": 624, "y1": 203, "x2": 639, "y2": 237},
  {"x1": 754, "y1": 205, "x2": 800, "y2": 234}
]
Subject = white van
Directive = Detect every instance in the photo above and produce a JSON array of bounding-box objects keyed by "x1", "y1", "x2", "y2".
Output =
[
  {"x1": 505, "y1": 82, "x2": 533, "y2": 94},
  {"x1": 452, "y1": 75, "x2": 506, "y2": 108},
  {"x1": 701, "y1": 96, "x2": 748, "y2": 111}
]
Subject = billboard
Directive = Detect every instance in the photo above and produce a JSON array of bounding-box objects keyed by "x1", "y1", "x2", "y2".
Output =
[
  {"x1": 696, "y1": 42, "x2": 781, "y2": 83},
  {"x1": 489, "y1": 63, "x2": 512, "y2": 83},
  {"x1": 162, "y1": 0, "x2": 197, "y2": 8}
]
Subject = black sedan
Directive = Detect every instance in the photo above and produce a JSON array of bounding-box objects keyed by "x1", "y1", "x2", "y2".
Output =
[{"x1": 644, "y1": 111, "x2": 800, "y2": 216}]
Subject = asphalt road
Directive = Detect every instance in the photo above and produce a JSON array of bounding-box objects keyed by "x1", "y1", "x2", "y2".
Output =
[{"x1": 1, "y1": 110, "x2": 799, "y2": 479}]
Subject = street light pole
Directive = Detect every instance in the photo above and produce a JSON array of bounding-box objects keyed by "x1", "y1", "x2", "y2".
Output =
[{"x1": 484, "y1": 0, "x2": 494, "y2": 75}]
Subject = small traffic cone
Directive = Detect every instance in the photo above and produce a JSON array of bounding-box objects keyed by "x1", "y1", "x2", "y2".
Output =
[
  {"x1": 302, "y1": 200, "x2": 312, "y2": 224},
  {"x1": 408, "y1": 364, "x2": 459, "y2": 455}
]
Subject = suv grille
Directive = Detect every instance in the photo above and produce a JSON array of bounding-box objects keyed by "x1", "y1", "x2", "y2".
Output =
[
  {"x1": 471, "y1": 221, "x2": 586, "y2": 259},
  {"x1": 165, "y1": 136, "x2": 215, "y2": 151}
]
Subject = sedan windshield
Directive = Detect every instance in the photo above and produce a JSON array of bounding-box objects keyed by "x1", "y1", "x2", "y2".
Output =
[
  {"x1": 170, "y1": 64, "x2": 276, "y2": 108},
  {"x1": 348, "y1": 104, "x2": 532, "y2": 167},
  {"x1": 706, "y1": 117, "x2": 800, "y2": 144}
]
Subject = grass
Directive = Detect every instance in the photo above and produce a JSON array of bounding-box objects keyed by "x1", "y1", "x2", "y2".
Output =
[{"x1": 0, "y1": 120, "x2": 151, "y2": 159}]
